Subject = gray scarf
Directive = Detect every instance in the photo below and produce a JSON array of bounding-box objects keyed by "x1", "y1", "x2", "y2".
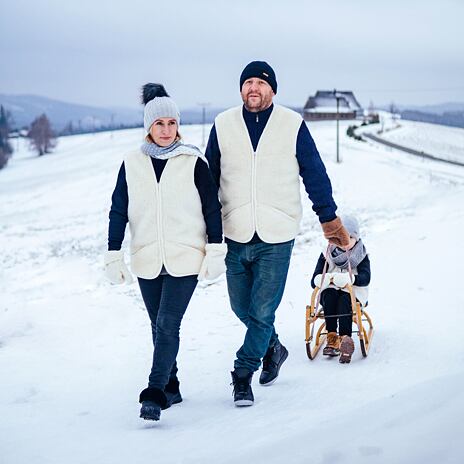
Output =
[
  {"x1": 328, "y1": 239, "x2": 367, "y2": 271},
  {"x1": 141, "y1": 140, "x2": 208, "y2": 164}
]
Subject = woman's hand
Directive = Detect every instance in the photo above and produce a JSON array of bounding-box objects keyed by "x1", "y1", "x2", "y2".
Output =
[
  {"x1": 198, "y1": 243, "x2": 227, "y2": 281},
  {"x1": 104, "y1": 250, "x2": 134, "y2": 285}
]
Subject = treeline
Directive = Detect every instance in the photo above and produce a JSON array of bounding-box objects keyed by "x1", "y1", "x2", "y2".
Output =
[
  {"x1": 401, "y1": 110, "x2": 464, "y2": 129},
  {"x1": 60, "y1": 121, "x2": 141, "y2": 136},
  {"x1": 0, "y1": 106, "x2": 14, "y2": 169}
]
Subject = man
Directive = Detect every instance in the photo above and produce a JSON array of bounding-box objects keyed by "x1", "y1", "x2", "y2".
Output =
[{"x1": 205, "y1": 61, "x2": 351, "y2": 406}]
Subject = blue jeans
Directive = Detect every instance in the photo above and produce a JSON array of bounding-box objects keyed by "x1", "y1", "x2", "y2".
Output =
[
  {"x1": 225, "y1": 240, "x2": 294, "y2": 372},
  {"x1": 138, "y1": 274, "x2": 197, "y2": 390}
]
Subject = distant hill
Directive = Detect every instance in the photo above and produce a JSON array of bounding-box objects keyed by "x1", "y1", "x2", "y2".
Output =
[
  {"x1": 397, "y1": 102, "x2": 464, "y2": 114},
  {"x1": 0, "y1": 94, "x2": 143, "y2": 132},
  {"x1": 180, "y1": 107, "x2": 226, "y2": 125},
  {"x1": 388, "y1": 102, "x2": 464, "y2": 129}
]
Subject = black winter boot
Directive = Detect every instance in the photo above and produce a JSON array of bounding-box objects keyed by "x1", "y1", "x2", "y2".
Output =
[
  {"x1": 231, "y1": 369, "x2": 254, "y2": 407},
  {"x1": 139, "y1": 387, "x2": 167, "y2": 421},
  {"x1": 163, "y1": 377, "x2": 183, "y2": 410},
  {"x1": 259, "y1": 340, "x2": 288, "y2": 386}
]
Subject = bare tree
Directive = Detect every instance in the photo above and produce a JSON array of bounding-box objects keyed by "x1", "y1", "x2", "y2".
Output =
[
  {"x1": 28, "y1": 113, "x2": 56, "y2": 156},
  {"x1": 0, "y1": 105, "x2": 13, "y2": 169},
  {"x1": 389, "y1": 101, "x2": 398, "y2": 121}
]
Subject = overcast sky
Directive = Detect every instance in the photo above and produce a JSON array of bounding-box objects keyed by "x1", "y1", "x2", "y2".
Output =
[{"x1": 1, "y1": 0, "x2": 463, "y2": 110}]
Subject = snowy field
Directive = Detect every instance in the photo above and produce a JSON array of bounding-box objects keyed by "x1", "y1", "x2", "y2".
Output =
[
  {"x1": 359, "y1": 117, "x2": 464, "y2": 163},
  {"x1": 1, "y1": 120, "x2": 464, "y2": 464}
]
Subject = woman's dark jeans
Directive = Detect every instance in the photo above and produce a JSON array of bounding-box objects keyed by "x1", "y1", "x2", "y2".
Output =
[{"x1": 138, "y1": 274, "x2": 197, "y2": 390}]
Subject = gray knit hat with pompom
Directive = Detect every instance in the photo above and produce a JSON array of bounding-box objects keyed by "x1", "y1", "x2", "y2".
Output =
[{"x1": 141, "y1": 83, "x2": 180, "y2": 134}]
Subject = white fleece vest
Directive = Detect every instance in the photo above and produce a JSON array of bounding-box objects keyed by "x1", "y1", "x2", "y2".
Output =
[
  {"x1": 215, "y1": 105, "x2": 302, "y2": 243},
  {"x1": 324, "y1": 258, "x2": 369, "y2": 306},
  {"x1": 124, "y1": 150, "x2": 206, "y2": 278}
]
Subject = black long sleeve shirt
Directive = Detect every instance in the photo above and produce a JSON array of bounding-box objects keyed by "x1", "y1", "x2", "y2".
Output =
[{"x1": 108, "y1": 157, "x2": 222, "y2": 250}]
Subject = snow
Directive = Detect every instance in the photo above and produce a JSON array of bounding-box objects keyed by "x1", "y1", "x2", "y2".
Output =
[
  {"x1": 1, "y1": 121, "x2": 464, "y2": 464},
  {"x1": 359, "y1": 117, "x2": 464, "y2": 163}
]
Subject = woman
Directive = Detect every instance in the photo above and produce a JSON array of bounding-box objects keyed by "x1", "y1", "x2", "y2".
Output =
[{"x1": 104, "y1": 84, "x2": 225, "y2": 421}]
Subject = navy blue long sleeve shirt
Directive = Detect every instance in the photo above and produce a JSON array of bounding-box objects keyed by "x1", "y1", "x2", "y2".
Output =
[
  {"x1": 310, "y1": 253, "x2": 371, "y2": 289},
  {"x1": 205, "y1": 104, "x2": 338, "y2": 233},
  {"x1": 108, "y1": 157, "x2": 222, "y2": 250}
]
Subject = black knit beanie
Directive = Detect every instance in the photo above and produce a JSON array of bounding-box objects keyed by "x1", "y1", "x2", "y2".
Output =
[{"x1": 239, "y1": 61, "x2": 277, "y2": 94}]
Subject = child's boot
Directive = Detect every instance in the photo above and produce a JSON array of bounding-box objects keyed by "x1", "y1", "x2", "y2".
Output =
[
  {"x1": 323, "y1": 332, "x2": 340, "y2": 357},
  {"x1": 339, "y1": 335, "x2": 355, "y2": 364}
]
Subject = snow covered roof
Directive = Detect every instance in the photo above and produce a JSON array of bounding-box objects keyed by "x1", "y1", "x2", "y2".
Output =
[{"x1": 304, "y1": 90, "x2": 363, "y2": 113}]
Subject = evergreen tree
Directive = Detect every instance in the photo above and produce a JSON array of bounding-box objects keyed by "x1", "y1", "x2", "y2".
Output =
[
  {"x1": 27, "y1": 113, "x2": 56, "y2": 156},
  {"x1": 0, "y1": 105, "x2": 13, "y2": 170}
]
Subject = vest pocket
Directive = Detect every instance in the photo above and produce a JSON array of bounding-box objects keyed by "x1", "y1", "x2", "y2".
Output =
[{"x1": 130, "y1": 243, "x2": 161, "y2": 279}]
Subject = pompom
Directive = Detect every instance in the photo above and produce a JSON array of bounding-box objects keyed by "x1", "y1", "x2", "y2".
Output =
[{"x1": 141, "y1": 83, "x2": 169, "y2": 105}]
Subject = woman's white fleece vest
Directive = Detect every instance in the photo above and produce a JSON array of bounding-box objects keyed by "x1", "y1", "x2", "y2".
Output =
[
  {"x1": 215, "y1": 105, "x2": 302, "y2": 243},
  {"x1": 325, "y1": 258, "x2": 369, "y2": 306},
  {"x1": 124, "y1": 150, "x2": 206, "y2": 278}
]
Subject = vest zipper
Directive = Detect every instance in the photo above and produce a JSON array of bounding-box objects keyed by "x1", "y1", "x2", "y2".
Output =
[
  {"x1": 154, "y1": 179, "x2": 167, "y2": 272},
  {"x1": 251, "y1": 149, "x2": 258, "y2": 233}
]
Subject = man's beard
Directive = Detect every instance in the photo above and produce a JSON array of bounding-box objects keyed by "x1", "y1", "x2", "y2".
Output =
[{"x1": 243, "y1": 92, "x2": 272, "y2": 112}]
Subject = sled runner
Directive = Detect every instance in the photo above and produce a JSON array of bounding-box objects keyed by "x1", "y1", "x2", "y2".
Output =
[{"x1": 305, "y1": 254, "x2": 374, "y2": 360}]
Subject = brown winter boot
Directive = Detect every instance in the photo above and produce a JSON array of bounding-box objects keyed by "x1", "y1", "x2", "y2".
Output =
[
  {"x1": 323, "y1": 332, "x2": 340, "y2": 357},
  {"x1": 339, "y1": 336, "x2": 355, "y2": 364}
]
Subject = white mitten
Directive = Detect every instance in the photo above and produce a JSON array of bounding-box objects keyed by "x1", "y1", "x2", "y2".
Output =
[
  {"x1": 314, "y1": 273, "x2": 334, "y2": 289},
  {"x1": 104, "y1": 250, "x2": 134, "y2": 285},
  {"x1": 332, "y1": 272, "x2": 354, "y2": 289},
  {"x1": 198, "y1": 243, "x2": 227, "y2": 281}
]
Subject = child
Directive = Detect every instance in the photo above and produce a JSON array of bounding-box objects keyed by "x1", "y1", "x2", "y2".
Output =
[{"x1": 311, "y1": 215, "x2": 371, "y2": 363}]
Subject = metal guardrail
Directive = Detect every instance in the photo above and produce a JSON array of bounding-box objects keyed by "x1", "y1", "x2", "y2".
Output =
[{"x1": 362, "y1": 132, "x2": 464, "y2": 168}]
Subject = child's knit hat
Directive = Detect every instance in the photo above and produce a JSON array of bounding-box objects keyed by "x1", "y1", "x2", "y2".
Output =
[{"x1": 341, "y1": 215, "x2": 360, "y2": 240}]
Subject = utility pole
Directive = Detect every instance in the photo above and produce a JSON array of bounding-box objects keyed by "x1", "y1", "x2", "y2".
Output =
[
  {"x1": 197, "y1": 102, "x2": 210, "y2": 148},
  {"x1": 333, "y1": 89, "x2": 342, "y2": 163}
]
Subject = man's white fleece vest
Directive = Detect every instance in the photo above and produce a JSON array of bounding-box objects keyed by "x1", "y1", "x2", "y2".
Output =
[
  {"x1": 215, "y1": 104, "x2": 302, "y2": 243},
  {"x1": 124, "y1": 150, "x2": 206, "y2": 278},
  {"x1": 325, "y1": 259, "x2": 369, "y2": 306}
]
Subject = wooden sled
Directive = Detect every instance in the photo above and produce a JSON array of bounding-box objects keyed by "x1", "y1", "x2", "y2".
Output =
[{"x1": 305, "y1": 284, "x2": 374, "y2": 360}]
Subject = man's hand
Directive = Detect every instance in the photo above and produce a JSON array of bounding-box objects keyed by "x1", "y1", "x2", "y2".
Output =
[{"x1": 321, "y1": 217, "x2": 351, "y2": 248}]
